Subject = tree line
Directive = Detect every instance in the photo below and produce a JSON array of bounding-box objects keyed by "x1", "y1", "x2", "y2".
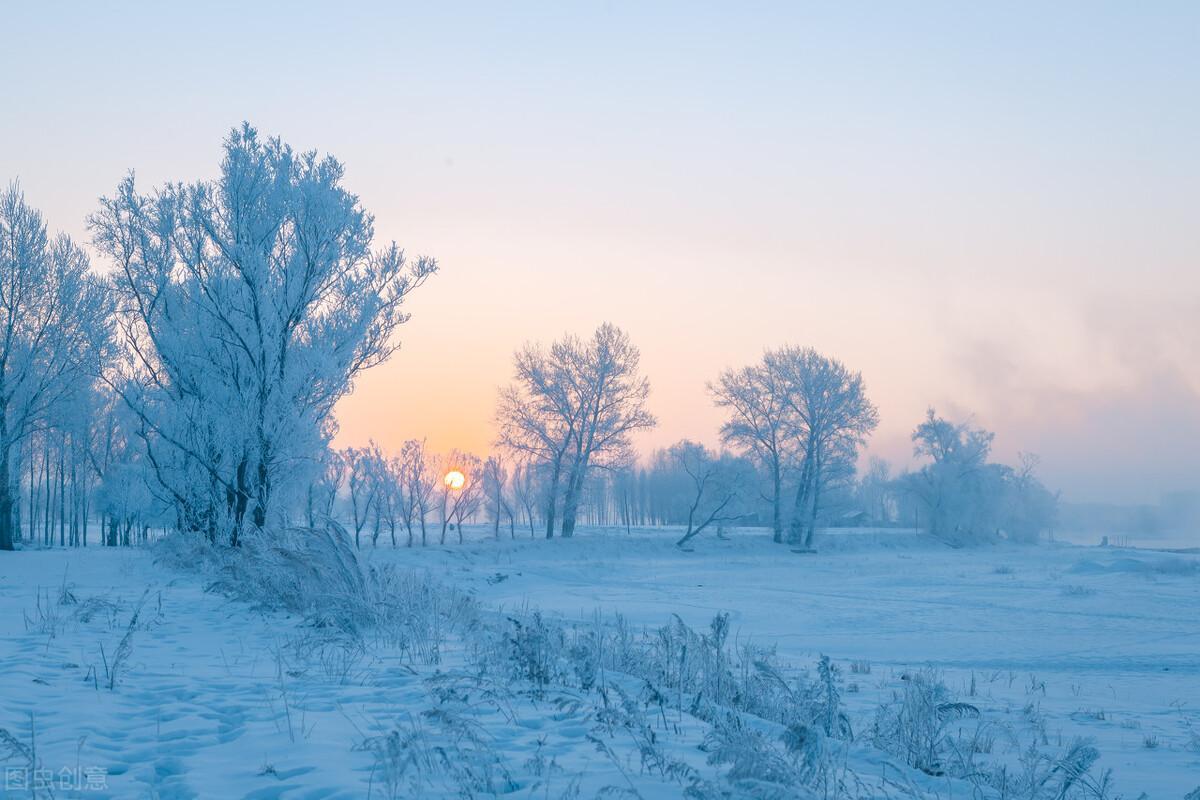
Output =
[{"x1": 0, "y1": 123, "x2": 1057, "y2": 552}]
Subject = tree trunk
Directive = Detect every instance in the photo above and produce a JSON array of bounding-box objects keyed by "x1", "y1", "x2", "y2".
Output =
[
  {"x1": 803, "y1": 482, "x2": 822, "y2": 549},
  {"x1": 58, "y1": 445, "x2": 66, "y2": 547},
  {"x1": 771, "y1": 461, "x2": 783, "y2": 544},
  {"x1": 560, "y1": 453, "x2": 590, "y2": 538},
  {"x1": 786, "y1": 448, "x2": 813, "y2": 545},
  {"x1": 544, "y1": 456, "x2": 562, "y2": 539},
  {"x1": 43, "y1": 450, "x2": 52, "y2": 546},
  {"x1": 560, "y1": 471, "x2": 580, "y2": 537},
  {"x1": 0, "y1": 440, "x2": 14, "y2": 551}
]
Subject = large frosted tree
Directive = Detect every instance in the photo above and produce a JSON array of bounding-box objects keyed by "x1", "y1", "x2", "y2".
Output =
[
  {"x1": 90, "y1": 124, "x2": 436, "y2": 545},
  {"x1": 0, "y1": 184, "x2": 112, "y2": 551}
]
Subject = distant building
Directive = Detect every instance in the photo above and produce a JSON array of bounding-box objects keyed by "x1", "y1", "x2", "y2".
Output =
[{"x1": 839, "y1": 510, "x2": 870, "y2": 528}]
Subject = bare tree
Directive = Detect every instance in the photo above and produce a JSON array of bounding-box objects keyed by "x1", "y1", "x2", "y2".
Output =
[
  {"x1": 344, "y1": 446, "x2": 380, "y2": 549},
  {"x1": 766, "y1": 347, "x2": 878, "y2": 549},
  {"x1": 855, "y1": 456, "x2": 894, "y2": 524},
  {"x1": 1007, "y1": 452, "x2": 1059, "y2": 543},
  {"x1": 482, "y1": 455, "x2": 513, "y2": 538},
  {"x1": 559, "y1": 324, "x2": 656, "y2": 537},
  {"x1": 497, "y1": 324, "x2": 655, "y2": 539},
  {"x1": 496, "y1": 344, "x2": 580, "y2": 538},
  {"x1": 711, "y1": 361, "x2": 791, "y2": 542},
  {"x1": 510, "y1": 459, "x2": 540, "y2": 537},
  {"x1": 306, "y1": 450, "x2": 345, "y2": 528},
  {"x1": 0, "y1": 184, "x2": 112, "y2": 551},
  {"x1": 372, "y1": 449, "x2": 402, "y2": 547},
  {"x1": 667, "y1": 441, "x2": 756, "y2": 547},
  {"x1": 397, "y1": 438, "x2": 434, "y2": 546},
  {"x1": 437, "y1": 450, "x2": 482, "y2": 544}
]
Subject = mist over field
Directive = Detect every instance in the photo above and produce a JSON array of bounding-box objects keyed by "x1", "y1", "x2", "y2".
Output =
[{"x1": 1, "y1": 3, "x2": 1197, "y2": 799}]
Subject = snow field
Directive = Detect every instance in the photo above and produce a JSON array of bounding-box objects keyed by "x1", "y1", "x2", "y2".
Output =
[{"x1": 1, "y1": 529, "x2": 1197, "y2": 798}]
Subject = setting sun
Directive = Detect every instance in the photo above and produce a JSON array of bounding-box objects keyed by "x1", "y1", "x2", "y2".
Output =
[{"x1": 443, "y1": 470, "x2": 466, "y2": 490}]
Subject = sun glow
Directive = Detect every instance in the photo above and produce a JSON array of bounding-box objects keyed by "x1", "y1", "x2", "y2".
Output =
[{"x1": 443, "y1": 470, "x2": 466, "y2": 490}]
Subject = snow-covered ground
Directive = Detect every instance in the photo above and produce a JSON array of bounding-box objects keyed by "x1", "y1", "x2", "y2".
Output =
[
  {"x1": 1, "y1": 529, "x2": 1197, "y2": 798},
  {"x1": 377, "y1": 527, "x2": 1200, "y2": 798}
]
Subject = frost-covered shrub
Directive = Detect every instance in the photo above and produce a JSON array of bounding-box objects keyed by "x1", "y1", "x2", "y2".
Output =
[
  {"x1": 984, "y1": 738, "x2": 1113, "y2": 800},
  {"x1": 460, "y1": 605, "x2": 861, "y2": 794},
  {"x1": 544, "y1": 612, "x2": 855, "y2": 751},
  {"x1": 872, "y1": 670, "x2": 980, "y2": 776},
  {"x1": 504, "y1": 612, "x2": 568, "y2": 692},
  {"x1": 699, "y1": 708, "x2": 867, "y2": 799},
  {"x1": 703, "y1": 711, "x2": 805, "y2": 789},
  {"x1": 156, "y1": 526, "x2": 477, "y2": 661},
  {"x1": 358, "y1": 707, "x2": 517, "y2": 799}
]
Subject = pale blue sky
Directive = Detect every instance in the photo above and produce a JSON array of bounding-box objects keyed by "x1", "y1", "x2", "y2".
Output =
[{"x1": 3, "y1": 2, "x2": 1197, "y2": 503}]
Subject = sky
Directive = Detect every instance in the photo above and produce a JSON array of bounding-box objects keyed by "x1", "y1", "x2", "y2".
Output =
[{"x1": 2, "y1": 2, "x2": 1197, "y2": 505}]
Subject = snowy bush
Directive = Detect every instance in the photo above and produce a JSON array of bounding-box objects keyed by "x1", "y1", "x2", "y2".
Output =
[
  {"x1": 872, "y1": 669, "x2": 980, "y2": 776},
  {"x1": 462, "y1": 606, "x2": 865, "y2": 795},
  {"x1": 358, "y1": 707, "x2": 518, "y2": 799},
  {"x1": 985, "y1": 738, "x2": 1115, "y2": 800},
  {"x1": 157, "y1": 526, "x2": 477, "y2": 660}
]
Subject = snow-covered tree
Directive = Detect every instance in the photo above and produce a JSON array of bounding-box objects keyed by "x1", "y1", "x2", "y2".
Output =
[
  {"x1": 0, "y1": 184, "x2": 112, "y2": 551},
  {"x1": 900, "y1": 409, "x2": 1056, "y2": 543},
  {"x1": 437, "y1": 450, "x2": 482, "y2": 544},
  {"x1": 1005, "y1": 452, "x2": 1059, "y2": 543},
  {"x1": 496, "y1": 323, "x2": 655, "y2": 538},
  {"x1": 766, "y1": 347, "x2": 878, "y2": 548},
  {"x1": 658, "y1": 441, "x2": 756, "y2": 547},
  {"x1": 711, "y1": 347, "x2": 877, "y2": 547},
  {"x1": 496, "y1": 344, "x2": 580, "y2": 538},
  {"x1": 369, "y1": 449, "x2": 403, "y2": 548},
  {"x1": 88, "y1": 389, "x2": 160, "y2": 546},
  {"x1": 854, "y1": 456, "x2": 895, "y2": 524},
  {"x1": 397, "y1": 438, "x2": 435, "y2": 546},
  {"x1": 482, "y1": 455, "x2": 514, "y2": 538},
  {"x1": 90, "y1": 123, "x2": 436, "y2": 545},
  {"x1": 344, "y1": 445, "x2": 382, "y2": 549},
  {"x1": 711, "y1": 361, "x2": 791, "y2": 542},
  {"x1": 558, "y1": 325, "x2": 655, "y2": 537},
  {"x1": 305, "y1": 449, "x2": 345, "y2": 528},
  {"x1": 509, "y1": 459, "x2": 541, "y2": 537},
  {"x1": 902, "y1": 409, "x2": 995, "y2": 540}
]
